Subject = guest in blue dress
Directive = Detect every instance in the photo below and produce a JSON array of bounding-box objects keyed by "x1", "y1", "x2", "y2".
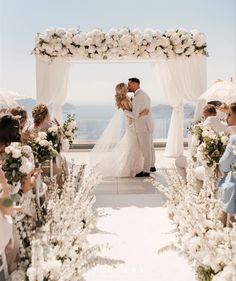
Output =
[
  {"x1": 218, "y1": 103, "x2": 236, "y2": 223},
  {"x1": 219, "y1": 134, "x2": 236, "y2": 215}
]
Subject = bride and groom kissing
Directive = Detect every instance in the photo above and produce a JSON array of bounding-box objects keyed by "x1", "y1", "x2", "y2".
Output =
[{"x1": 92, "y1": 77, "x2": 156, "y2": 178}]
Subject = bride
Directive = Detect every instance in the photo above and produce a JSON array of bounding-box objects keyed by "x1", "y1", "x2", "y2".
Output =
[{"x1": 90, "y1": 82, "x2": 148, "y2": 178}]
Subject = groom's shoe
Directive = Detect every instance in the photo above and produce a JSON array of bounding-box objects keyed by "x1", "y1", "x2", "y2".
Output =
[
  {"x1": 135, "y1": 171, "x2": 144, "y2": 177},
  {"x1": 136, "y1": 171, "x2": 150, "y2": 177},
  {"x1": 150, "y1": 167, "x2": 156, "y2": 172}
]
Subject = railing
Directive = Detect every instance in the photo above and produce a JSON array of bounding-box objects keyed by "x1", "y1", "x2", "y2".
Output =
[{"x1": 74, "y1": 118, "x2": 193, "y2": 141}]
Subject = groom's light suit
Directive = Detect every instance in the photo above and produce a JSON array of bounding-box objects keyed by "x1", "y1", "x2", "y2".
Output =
[{"x1": 125, "y1": 89, "x2": 155, "y2": 173}]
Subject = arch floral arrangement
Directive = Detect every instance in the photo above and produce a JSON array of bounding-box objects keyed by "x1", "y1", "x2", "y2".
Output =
[{"x1": 33, "y1": 27, "x2": 208, "y2": 62}]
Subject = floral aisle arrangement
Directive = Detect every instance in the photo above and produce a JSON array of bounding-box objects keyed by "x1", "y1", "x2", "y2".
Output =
[
  {"x1": 9, "y1": 164, "x2": 113, "y2": 281},
  {"x1": 150, "y1": 168, "x2": 236, "y2": 281},
  {"x1": 33, "y1": 27, "x2": 208, "y2": 61},
  {"x1": 62, "y1": 114, "x2": 77, "y2": 145},
  {"x1": 1, "y1": 142, "x2": 34, "y2": 193}
]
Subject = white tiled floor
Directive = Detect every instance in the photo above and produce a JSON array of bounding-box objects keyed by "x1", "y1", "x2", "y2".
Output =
[{"x1": 63, "y1": 148, "x2": 180, "y2": 195}]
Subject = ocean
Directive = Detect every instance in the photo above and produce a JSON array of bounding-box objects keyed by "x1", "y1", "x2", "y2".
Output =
[
  {"x1": 18, "y1": 100, "x2": 195, "y2": 140},
  {"x1": 61, "y1": 104, "x2": 195, "y2": 140}
]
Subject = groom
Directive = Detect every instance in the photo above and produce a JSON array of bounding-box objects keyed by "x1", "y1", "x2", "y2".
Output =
[{"x1": 125, "y1": 77, "x2": 156, "y2": 177}]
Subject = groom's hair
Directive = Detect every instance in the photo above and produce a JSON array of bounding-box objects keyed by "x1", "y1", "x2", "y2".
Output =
[
  {"x1": 230, "y1": 103, "x2": 236, "y2": 117},
  {"x1": 128, "y1": 78, "x2": 140, "y2": 85}
]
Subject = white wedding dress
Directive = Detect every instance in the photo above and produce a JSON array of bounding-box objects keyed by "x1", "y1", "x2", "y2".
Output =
[{"x1": 91, "y1": 110, "x2": 143, "y2": 178}]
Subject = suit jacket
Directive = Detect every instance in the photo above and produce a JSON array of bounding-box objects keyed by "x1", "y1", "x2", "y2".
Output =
[
  {"x1": 218, "y1": 134, "x2": 236, "y2": 214},
  {"x1": 125, "y1": 89, "x2": 154, "y2": 133},
  {"x1": 203, "y1": 116, "x2": 227, "y2": 133}
]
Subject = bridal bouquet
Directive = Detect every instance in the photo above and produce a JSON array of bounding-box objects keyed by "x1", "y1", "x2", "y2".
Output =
[
  {"x1": 196, "y1": 128, "x2": 228, "y2": 168},
  {"x1": 62, "y1": 114, "x2": 77, "y2": 144},
  {"x1": 28, "y1": 132, "x2": 58, "y2": 165},
  {"x1": 2, "y1": 142, "x2": 34, "y2": 190}
]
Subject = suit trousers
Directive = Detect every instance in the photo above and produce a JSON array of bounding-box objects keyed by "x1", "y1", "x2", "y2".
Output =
[{"x1": 137, "y1": 132, "x2": 155, "y2": 173}]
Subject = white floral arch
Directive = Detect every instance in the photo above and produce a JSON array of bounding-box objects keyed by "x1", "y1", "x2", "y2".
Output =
[{"x1": 34, "y1": 27, "x2": 207, "y2": 157}]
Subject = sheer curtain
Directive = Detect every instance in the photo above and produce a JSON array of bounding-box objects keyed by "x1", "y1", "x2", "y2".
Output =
[
  {"x1": 153, "y1": 54, "x2": 206, "y2": 157},
  {"x1": 36, "y1": 57, "x2": 71, "y2": 123}
]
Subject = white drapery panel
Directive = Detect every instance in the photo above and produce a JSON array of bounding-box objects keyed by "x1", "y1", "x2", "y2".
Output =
[
  {"x1": 153, "y1": 55, "x2": 206, "y2": 157},
  {"x1": 36, "y1": 57, "x2": 71, "y2": 123}
]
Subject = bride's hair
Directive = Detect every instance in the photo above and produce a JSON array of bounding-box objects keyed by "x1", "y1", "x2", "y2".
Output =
[{"x1": 115, "y1": 83, "x2": 127, "y2": 109}]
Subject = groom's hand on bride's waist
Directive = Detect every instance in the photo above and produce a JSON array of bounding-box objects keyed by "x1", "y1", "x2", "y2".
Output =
[{"x1": 139, "y1": 108, "x2": 149, "y2": 117}]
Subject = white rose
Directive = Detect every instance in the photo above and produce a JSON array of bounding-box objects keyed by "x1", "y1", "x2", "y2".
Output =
[
  {"x1": 195, "y1": 34, "x2": 207, "y2": 47},
  {"x1": 46, "y1": 28, "x2": 56, "y2": 35},
  {"x1": 5, "y1": 146, "x2": 12, "y2": 154},
  {"x1": 39, "y1": 140, "x2": 49, "y2": 147},
  {"x1": 19, "y1": 157, "x2": 34, "y2": 174},
  {"x1": 132, "y1": 28, "x2": 141, "y2": 35},
  {"x1": 48, "y1": 126, "x2": 58, "y2": 133},
  {"x1": 185, "y1": 46, "x2": 195, "y2": 56},
  {"x1": 170, "y1": 33, "x2": 182, "y2": 45},
  {"x1": 42, "y1": 34, "x2": 51, "y2": 43},
  {"x1": 134, "y1": 34, "x2": 142, "y2": 45},
  {"x1": 165, "y1": 29, "x2": 175, "y2": 37},
  {"x1": 152, "y1": 29, "x2": 162, "y2": 38},
  {"x1": 143, "y1": 34, "x2": 152, "y2": 43},
  {"x1": 178, "y1": 28, "x2": 188, "y2": 34},
  {"x1": 174, "y1": 45, "x2": 184, "y2": 54},
  {"x1": 65, "y1": 130, "x2": 73, "y2": 137},
  {"x1": 56, "y1": 28, "x2": 66, "y2": 36},
  {"x1": 12, "y1": 148, "x2": 22, "y2": 159},
  {"x1": 38, "y1": 132, "x2": 47, "y2": 140},
  {"x1": 158, "y1": 37, "x2": 170, "y2": 48},
  {"x1": 144, "y1": 28, "x2": 154, "y2": 35},
  {"x1": 221, "y1": 135, "x2": 229, "y2": 145},
  {"x1": 84, "y1": 37, "x2": 93, "y2": 46},
  {"x1": 61, "y1": 34, "x2": 72, "y2": 46},
  {"x1": 77, "y1": 46, "x2": 86, "y2": 56},
  {"x1": 55, "y1": 43, "x2": 62, "y2": 51},
  {"x1": 22, "y1": 145, "x2": 33, "y2": 156},
  {"x1": 61, "y1": 47, "x2": 69, "y2": 56},
  {"x1": 68, "y1": 28, "x2": 79, "y2": 35}
]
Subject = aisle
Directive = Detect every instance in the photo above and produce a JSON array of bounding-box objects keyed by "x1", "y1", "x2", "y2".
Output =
[
  {"x1": 84, "y1": 193, "x2": 196, "y2": 281},
  {"x1": 64, "y1": 150, "x2": 195, "y2": 281}
]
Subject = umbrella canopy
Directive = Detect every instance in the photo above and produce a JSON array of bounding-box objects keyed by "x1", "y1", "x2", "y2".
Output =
[
  {"x1": 198, "y1": 80, "x2": 236, "y2": 104},
  {"x1": 0, "y1": 90, "x2": 28, "y2": 109}
]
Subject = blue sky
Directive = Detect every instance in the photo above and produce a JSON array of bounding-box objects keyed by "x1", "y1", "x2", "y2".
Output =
[{"x1": 0, "y1": 0, "x2": 235, "y2": 105}]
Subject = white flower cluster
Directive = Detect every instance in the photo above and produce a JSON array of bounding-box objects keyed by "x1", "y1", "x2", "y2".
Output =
[
  {"x1": 151, "y1": 166, "x2": 236, "y2": 281},
  {"x1": 34, "y1": 27, "x2": 208, "y2": 61},
  {"x1": 190, "y1": 123, "x2": 229, "y2": 169},
  {"x1": 36, "y1": 131, "x2": 53, "y2": 148},
  {"x1": 4, "y1": 142, "x2": 35, "y2": 175},
  {"x1": 62, "y1": 115, "x2": 77, "y2": 145},
  {"x1": 22, "y1": 164, "x2": 101, "y2": 281}
]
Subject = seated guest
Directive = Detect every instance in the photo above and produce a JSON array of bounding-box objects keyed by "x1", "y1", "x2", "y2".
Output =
[
  {"x1": 175, "y1": 104, "x2": 227, "y2": 178},
  {"x1": 29, "y1": 104, "x2": 66, "y2": 186},
  {"x1": 9, "y1": 106, "x2": 29, "y2": 143},
  {"x1": 225, "y1": 103, "x2": 236, "y2": 135},
  {"x1": 207, "y1": 100, "x2": 226, "y2": 120},
  {"x1": 202, "y1": 104, "x2": 227, "y2": 133},
  {"x1": 218, "y1": 134, "x2": 236, "y2": 226},
  {"x1": 29, "y1": 103, "x2": 51, "y2": 136},
  {"x1": 0, "y1": 114, "x2": 39, "y2": 217}
]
